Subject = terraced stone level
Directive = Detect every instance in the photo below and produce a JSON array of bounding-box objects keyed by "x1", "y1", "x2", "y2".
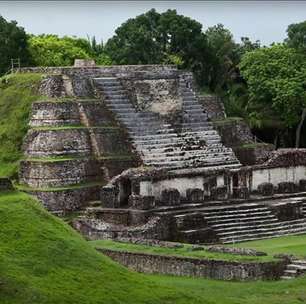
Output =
[
  {"x1": 20, "y1": 98, "x2": 139, "y2": 212},
  {"x1": 93, "y1": 77, "x2": 240, "y2": 170}
]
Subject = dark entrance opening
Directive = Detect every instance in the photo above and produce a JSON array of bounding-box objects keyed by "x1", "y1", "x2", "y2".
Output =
[
  {"x1": 119, "y1": 179, "x2": 132, "y2": 207},
  {"x1": 233, "y1": 173, "x2": 239, "y2": 188}
]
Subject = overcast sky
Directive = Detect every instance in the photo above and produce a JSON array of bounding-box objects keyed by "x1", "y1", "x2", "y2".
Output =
[{"x1": 0, "y1": 1, "x2": 306, "y2": 45}]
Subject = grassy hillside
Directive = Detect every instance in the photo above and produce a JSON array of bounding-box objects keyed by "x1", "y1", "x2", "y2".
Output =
[
  {"x1": 1, "y1": 191, "x2": 306, "y2": 304},
  {"x1": 230, "y1": 235, "x2": 306, "y2": 258},
  {"x1": 0, "y1": 73, "x2": 42, "y2": 178}
]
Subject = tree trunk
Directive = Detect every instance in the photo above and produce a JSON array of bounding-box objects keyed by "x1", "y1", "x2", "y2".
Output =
[{"x1": 295, "y1": 108, "x2": 306, "y2": 148}]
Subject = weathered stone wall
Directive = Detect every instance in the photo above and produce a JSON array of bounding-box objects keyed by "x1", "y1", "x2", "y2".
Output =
[
  {"x1": 99, "y1": 248, "x2": 286, "y2": 281},
  {"x1": 23, "y1": 128, "x2": 132, "y2": 158},
  {"x1": 121, "y1": 76, "x2": 182, "y2": 118},
  {"x1": 251, "y1": 166, "x2": 306, "y2": 191},
  {"x1": 213, "y1": 118, "x2": 254, "y2": 147},
  {"x1": 31, "y1": 185, "x2": 101, "y2": 212},
  {"x1": 198, "y1": 95, "x2": 225, "y2": 120},
  {"x1": 19, "y1": 159, "x2": 103, "y2": 187},
  {"x1": 23, "y1": 129, "x2": 92, "y2": 157},
  {"x1": 30, "y1": 101, "x2": 81, "y2": 127},
  {"x1": 21, "y1": 65, "x2": 177, "y2": 98},
  {"x1": 234, "y1": 144, "x2": 275, "y2": 165}
]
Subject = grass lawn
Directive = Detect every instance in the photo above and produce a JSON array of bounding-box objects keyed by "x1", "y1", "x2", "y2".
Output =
[
  {"x1": 0, "y1": 73, "x2": 42, "y2": 178},
  {"x1": 230, "y1": 235, "x2": 306, "y2": 258},
  {"x1": 91, "y1": 239, "x2": 274, "y2": 262},
  {"x1": 1, "y1": 191, "x2": 306, "y2": 304}
]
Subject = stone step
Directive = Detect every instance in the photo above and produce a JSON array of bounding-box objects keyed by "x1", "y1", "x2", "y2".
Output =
[
  {"x1": 211, "y1": 219, "x2": 280, "y2": 230},
  {"x1": 280, "y1": 276, "x2": 294, "y2": 280},
  {"x1": 220, "y1": 225, "x2": 306, "y2": 243},
  {"x1": 292, "y1": 260, "x2": 306, "y2": 266},
  {"x1": 143, "y1": 152, "x2": 235, "y2": 163},
  {"x1": 217, "y1": 222, "x2": 306, "y2": 237},
  {"x1": 205, "y1": 213, "x2": 275, "y2": 223},
  {"x1": 144, "y1": 157, "x2": 238, "y2": 168},
  {"x1": 140, "y1": 148, "x2": 233, "y2": 159},
  {"x1": 287, "y1": 264, "x2": 306, "y2": 271}
]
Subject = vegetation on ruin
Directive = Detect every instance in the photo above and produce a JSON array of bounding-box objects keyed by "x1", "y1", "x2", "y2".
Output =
[
  {"x1": 0, "y1": 73, "x2": 42, "y2": 178},
  {"x1": 1, "y1": 12, "x2": 306, "y2": 148},
  {"x1": 91, "y1": 239, "x2": 274, "y2": 262},
  {"x1": 1, "y1": 190, "x2": 306, "y2": 304},
  {"x1": 15, "y1": 180, "x2": 105, "y2": 192}
]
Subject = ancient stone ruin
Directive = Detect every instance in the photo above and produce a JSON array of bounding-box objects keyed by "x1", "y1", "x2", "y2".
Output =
[{"x1": 19, "y1": 63, "x2": 306, "y2": 244}]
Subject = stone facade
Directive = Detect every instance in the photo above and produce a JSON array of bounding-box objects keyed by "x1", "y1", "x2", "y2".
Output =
[
  {"x1": 31, "y1": 185, "x2": 100, "y2": 212},
  {"x1": 19, "y1": 159, "x2": 103, "y2": 187},
  {"x1": 99, "y1": 248, "x2": 287, "y2": 281}
]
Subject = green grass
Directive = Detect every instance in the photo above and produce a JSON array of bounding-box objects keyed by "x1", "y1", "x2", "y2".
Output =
[
  {"x1": 212, "y1": 117, "x2": 244, "y2": 125},
  {"x1": 32, "y1": 125, "x2": 119, "y2": 131},
  {"x1": 0, "y1": 73, "x2": 42, "y2": 178},
  {"x1": 230, "y1": 234, "x2": 306, "y2": 258},
  {"x1": 91, "y1": 239, "x2": 274, "y2": 262},
  {"x1": 2, "y1": 191, "x2": 306, "y2": 304},
  {"x1": 14, "y1": 180, "x2": 105, "y2": 192}
]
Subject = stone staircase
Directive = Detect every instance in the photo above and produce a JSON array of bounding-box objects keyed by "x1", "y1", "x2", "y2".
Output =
[
  {"x1": 281, "y1": 259, "x2": 306, "y2": 280},
  {"x1": 153, "y1": 199, "x2": 306, "y2": 244},
  {"x1": 93, "y1": 77, "x2": 240, "y2": 170}
]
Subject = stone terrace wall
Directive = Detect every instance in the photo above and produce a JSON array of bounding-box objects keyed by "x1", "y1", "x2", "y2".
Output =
[
  {"x1": 99, "y1": 248, "x2": 286, "y2": 281},
  {"x1": 198, "y1": 95, "x2": 225, "y2": 120},
  {"x1": 21, "y1": 65, "x2": 178, "y2": 98}
]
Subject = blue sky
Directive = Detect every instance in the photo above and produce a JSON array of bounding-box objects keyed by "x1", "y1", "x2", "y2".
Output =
[{"x1": 0, "y1": 1, "x2": 306, "y2": 45}]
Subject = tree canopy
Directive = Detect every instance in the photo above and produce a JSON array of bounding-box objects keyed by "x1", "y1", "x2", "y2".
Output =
[
  {"x1": 286, "y1": 20, "x2": 306, "y2": 52},
  {"x1": 240, "y1": 44, "x2": 306, "y2": 146},
  {"x1": 0, "y1": 15, "x2": 31, "y2": 75},
  {"x1": 105, "y1": 9, "x2": 207, "y2": 67},
  {"x1": 28, "y1": 35, "x2": 91, "y2": 67}
]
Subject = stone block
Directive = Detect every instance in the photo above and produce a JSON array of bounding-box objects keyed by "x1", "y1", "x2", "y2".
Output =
[
  {"x1": 211, "y1": 186, "x2": 228, "y2": 200},
  {"x1": 128, "y1": 194, "x2": 155, "y2": 210},
  {"x1": 232, "y1": 187, "x2": 249, "y2": 199},
  {"x1": 0, "y1": 178, "x2": 13, "y2": 191},
  {"x1": 186, "y1": 188, "x2": 204, "y2": 203},
  {"x1": 299, "y1": 179, "x2": 306, "y2": 192},
  {"x1": 257, "y1": 182, "x2": 274, "y2": 196},
  {"x1": 161, "y1": 188, "x2": 180, "y2": 206},
  {"x1": 100, "y1": 185, "x2": 119, "y2": 208},
  {"x1": 277, "y1": 182, "x2": 297, "y2": 194},
  {"x1": 271, "y1": 202, "x2": 303, "y2": 221},
  {"x1": 74, "y1": 59, "x2": 96, "y2": 67}
]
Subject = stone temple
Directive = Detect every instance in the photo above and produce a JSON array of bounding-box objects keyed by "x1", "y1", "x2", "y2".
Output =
[{"x1": 19, "y1": 62, "x2": 306, "y2": 244}]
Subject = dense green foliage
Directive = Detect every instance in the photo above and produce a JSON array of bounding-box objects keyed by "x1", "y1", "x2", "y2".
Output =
[
  {"x1": 0, "y1": 73, "x2": 41, "y2": 178},
  {"x1": 28, "y1": 35, "x2": 112, "y2": 67},
  {"x1": 28, "y1": 35, "x2": 91, "y2": 66},
  {"x1": 0, "y1": 16, "x2": 32, "y2": 75},
  {"x1": 105, "y1": 9, "x2": 207, "y2": 70},
  {"x1": 240, "y1": 44, "x2": 306, "y2": 147},
  {"x1": 0, "y1": 13, "x2": 306, "y2": 146},
  {"x1": 286, "y1": 20, "x2": 306, "y2": 52},
  {"x1": 1, "y1": 191, "x2": 306, "y2": 304}
]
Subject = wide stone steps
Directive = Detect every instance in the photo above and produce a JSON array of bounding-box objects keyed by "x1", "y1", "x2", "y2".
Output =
[
  {"x1": 143, "y1": 152, "x2": 235, "y2": 164},
  {"x1": 217, "y1": 219, "x2": 306, "y2": 236},
  {"x1": 93, "y1": 76, "x2": 240, "y2": 170},
  {"x1": 143, "y1": 153, "x2": 236, "y2": 163},
  {"x1": 220, "y1": 221, "x2": 306, "y2": 243},
  {"x1": 140, "y1": 148, "x2": 233, "y2": 159}
]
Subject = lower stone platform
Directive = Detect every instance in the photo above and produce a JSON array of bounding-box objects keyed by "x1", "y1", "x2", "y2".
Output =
[{"x1": 73, "y1": 192, "x2": 306, "y2": 244}]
